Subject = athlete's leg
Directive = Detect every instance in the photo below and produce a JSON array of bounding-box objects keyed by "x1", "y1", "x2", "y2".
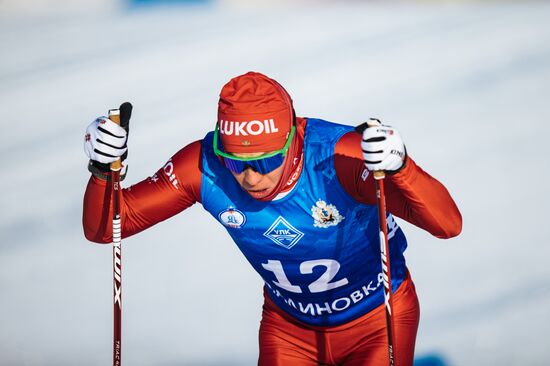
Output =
[
  {"x1": 259, "y1": 332, "x2": 323, "y2": 366},
  {"x1": 258, "y1": 293, "x2": 331, "y2": 366},
  {"x1": 392, "y1": 278, "x2": 420, "y2": 366},
  {"x1": 333, "y1": 275, "x2": 420, "y2": 366}
]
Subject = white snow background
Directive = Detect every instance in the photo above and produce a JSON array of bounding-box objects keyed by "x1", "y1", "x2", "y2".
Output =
[{"x1": 0, "y1": 0, "x2": 549, "y2": 365}]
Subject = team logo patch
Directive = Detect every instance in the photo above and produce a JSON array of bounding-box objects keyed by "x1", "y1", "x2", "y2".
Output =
[
  {"x1": 311, "y1": 200, "x2": 345, "y2": 228},
  {"x1": 218, "y1": 208, "x2": 246, "y2": 228},
  {"x1": 263, "y1": 216, "x2": 304, "y2": 249}
]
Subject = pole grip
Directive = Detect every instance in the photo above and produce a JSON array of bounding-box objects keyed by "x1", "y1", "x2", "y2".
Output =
[
  {"x1": 373, "y1": 170, "x2": 386, "y2": 180},
  {"x1": 108, "y1": 109, "x2": 122, "y2": 172}
]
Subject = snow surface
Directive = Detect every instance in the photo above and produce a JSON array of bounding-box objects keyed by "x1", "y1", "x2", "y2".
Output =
[{"x1": 1, "y1": 1, "x2": 549, "y2": 365}]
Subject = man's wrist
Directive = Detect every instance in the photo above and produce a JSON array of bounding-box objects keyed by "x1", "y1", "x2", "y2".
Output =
[{"x1": 88, "y1": 160, "x2": 127, "y2": 181}]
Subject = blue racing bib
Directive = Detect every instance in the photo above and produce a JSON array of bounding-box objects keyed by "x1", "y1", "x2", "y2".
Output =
[{"x1": 201, "y1": 118, "x2": 408, "y2": 326}]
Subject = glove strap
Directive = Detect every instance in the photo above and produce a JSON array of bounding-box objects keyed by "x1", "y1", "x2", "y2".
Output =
[{"x1": 88, "y1": 160, "x2": 127, "y2": 181}]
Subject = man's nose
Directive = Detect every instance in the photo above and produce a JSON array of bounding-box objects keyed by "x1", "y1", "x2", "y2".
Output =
[{"x1": 242, "y1": 167, "x2": 263, "y2": 186}]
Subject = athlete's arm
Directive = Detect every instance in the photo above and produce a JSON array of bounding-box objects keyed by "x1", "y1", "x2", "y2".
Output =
[
  {"x1": 82, "y1": 140, "x2": 203, "y2": 243},
  {"x1": 334, "y1": 132, "x2": 462, "y2": 239}
]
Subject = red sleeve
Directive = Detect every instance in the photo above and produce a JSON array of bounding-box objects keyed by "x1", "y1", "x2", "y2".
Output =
[
  {"x1": 82, "y1": 140, "x2": 203, "y2": 243},
  {"x1": 334, "y1": 132, "x2": 462, "y2": 239}
]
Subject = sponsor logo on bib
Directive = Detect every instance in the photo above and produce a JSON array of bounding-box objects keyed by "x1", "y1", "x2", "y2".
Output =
[
  {"x1": 263, "y1": 216, "x2": 304, "y2": 249},
  {"x1": 218, "y1": 208, "x2": 246, "y2": 228}
]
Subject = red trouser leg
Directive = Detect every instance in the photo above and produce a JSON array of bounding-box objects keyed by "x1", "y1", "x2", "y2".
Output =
[
  {"x1": 258, "y1": 311, "x2": 324, "y2": 366},
  {"x1": 258, "y1": 274, "x2": 420, "y2": 366},
  {"x1": 337, "y1": 276, "x2": 420, "y2": 366}
]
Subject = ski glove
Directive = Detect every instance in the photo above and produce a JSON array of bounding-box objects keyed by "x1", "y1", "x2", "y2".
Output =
[
  {"x1": 360, "y1": 118, "x2": 406, "y2": 173},
  {"x1": 84, "y1": 116, "x2": 128, "y2": 164},
  {"x1": 84, "y1": 116, "x2": 129, "y2": 181}
]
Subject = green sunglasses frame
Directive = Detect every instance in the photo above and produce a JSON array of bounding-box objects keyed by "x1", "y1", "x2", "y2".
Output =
[{"x1": 213, "y1": 124, "x2": 296, "y2": 161}]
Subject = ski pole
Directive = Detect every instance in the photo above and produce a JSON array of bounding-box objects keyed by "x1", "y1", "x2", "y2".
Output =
[
  {"x1": 357, "y1": 118, "x2": 398, "y2": 366},
  {"x1": 373, "y1": 169, "x2": 398, "y2": 366},
  {"x1": 108, "y1": 108, "x2": 123, "y2": 366}
]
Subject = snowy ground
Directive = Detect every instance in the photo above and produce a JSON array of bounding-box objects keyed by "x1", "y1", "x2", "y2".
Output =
[{"x1": 1, "y1": 1, "x2": 549, "y2": 365}]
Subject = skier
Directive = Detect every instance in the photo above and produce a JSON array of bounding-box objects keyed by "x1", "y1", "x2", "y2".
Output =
[{"x1": 83, "y1": 71, "x2": 462, "y2": 366}]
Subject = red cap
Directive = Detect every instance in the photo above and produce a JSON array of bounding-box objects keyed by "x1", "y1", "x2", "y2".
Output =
[{"x1": 218, "y1": 72, "x2": 294, "y2": 153}]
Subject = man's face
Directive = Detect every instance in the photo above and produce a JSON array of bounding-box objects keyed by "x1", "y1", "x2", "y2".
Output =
[{"x1": 229, "y1": 152, "x2": 285, "y2": 200}]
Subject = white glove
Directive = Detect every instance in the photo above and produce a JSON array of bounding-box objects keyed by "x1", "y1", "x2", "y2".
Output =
[
  {"x1": 84, "y1": 116, "x2": 128, "y2": 164},
  {"x1": 361, "y1": 118, "x2": 406, "y2": 173}
]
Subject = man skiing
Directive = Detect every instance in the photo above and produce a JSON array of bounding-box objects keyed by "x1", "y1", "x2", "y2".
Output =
[{"x1": 83, "y1": 71, "x2": 462, "y2": 365}]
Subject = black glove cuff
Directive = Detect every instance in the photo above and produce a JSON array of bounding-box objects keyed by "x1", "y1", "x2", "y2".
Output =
[{"x1": 88, "y1": 160, "x2": 127, "y2": 181}]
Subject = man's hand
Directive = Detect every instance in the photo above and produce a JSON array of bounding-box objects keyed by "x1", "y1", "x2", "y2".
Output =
[
  {"x1": 361, "y1": 118, "x2": 406, "y2": 173},
  {"x1": 84, "y1": 116, "x2": 128, "y2": 164}
]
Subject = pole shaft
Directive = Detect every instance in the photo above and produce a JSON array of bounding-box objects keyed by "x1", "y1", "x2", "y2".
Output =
[
  {"x1": 109, "y1": 110, "x2": 122, "y2": 366},
  {"x1": 374, "y1": 172, "x2": 398, "y2": 366}
]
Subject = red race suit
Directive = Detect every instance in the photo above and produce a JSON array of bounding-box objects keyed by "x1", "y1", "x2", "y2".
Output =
[{"x1": 83, "y1": 117, "x2": 462, "y2": 366}]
